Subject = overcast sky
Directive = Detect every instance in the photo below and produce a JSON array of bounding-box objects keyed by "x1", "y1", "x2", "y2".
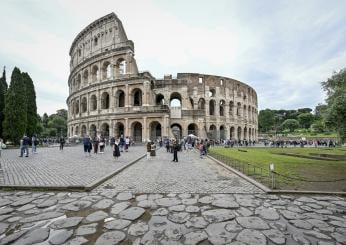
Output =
[{"x1": 0, "y1": 0, "x2": 345, "y2": 115}]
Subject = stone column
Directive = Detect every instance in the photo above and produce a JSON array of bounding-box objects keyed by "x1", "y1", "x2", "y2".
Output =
[
  {"x1": 143, "y1": 116, "x2": 147, "y2": 141},
  {"x1": 125, "y1": 118, "x2": 129, "y2": 137}
]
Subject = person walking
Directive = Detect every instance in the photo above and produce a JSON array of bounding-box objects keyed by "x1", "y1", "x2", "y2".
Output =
[
  {"x1": 146, "y1": 140, "x2": 151, "y2": 159},
  {"x1": 113, "y1": 141, "x2": 121, "y2": 160},
  {"x1": 119, "y1": 135, "x2": 125, "y2": 152},
  {"x1": 99, "y1": 137, "x2": 105, "y2": 153},
  {"x1": 93, "y1": 135, "x2": 99, "y2": 154},
  {"x1": 125, "y1": 136, "x2": 130, "y2": 152},
  {"x1": 83, "y1": 135, "x2": 91, "y2": 156},
  {"x1": 172, "y1": 140, "x2": 179, "y2": 162},
  {"x1": 20, "y1": 135, "x2": 30, "y2": 157},
  {"x1": 150, "y1": 141, "x2": 156, "y2": 159},
  {"x1": 59, "y1": 137, "x2": 65, "y2": 151}
]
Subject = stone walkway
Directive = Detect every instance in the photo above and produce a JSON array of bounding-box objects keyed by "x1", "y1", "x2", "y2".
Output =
[
  {"x1": 0, "y1": 145, "x2": 145, "y2": 188},
  {"x1": 0, "y1": 190, "x2": 345, "y2": 244},
  {"x1": 97, "y1": 149, "x2": 262, "y2": 193}
]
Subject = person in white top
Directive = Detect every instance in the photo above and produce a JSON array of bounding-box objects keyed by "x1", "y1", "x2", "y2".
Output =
[{"x1": 125, "y1": 136, "x2": 130, "y2": 152}]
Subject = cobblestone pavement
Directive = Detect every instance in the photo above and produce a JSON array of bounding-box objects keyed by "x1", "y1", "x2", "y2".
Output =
[
  {"x1": 97, "y1": 149, "x2": 262, "y2": 194},
  {"x1": 0, "y1": 145, "x2": 145, "y2": 187},
  {"x1": 0, "y1": 190, "x2": 345, "y2": 244}
]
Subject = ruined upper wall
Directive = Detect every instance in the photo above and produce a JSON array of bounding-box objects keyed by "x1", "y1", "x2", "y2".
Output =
[{"x1": 69, "y1": 13, "x2": 133, "y2": 71}]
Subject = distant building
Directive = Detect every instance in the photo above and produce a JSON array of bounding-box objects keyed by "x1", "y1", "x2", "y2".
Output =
[{"x1": 67, "y1": 13, "x2": 258, "y2": 142}]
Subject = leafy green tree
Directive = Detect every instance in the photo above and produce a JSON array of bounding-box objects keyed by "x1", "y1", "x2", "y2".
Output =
[
  {"x1": 258, "y1": 109, "x2": 275, "y2": 132},
  {"x1": 311, "y1": 120, "x2": 325, "y2": 133},
  {"x1": 56, "y1": 109, "x2": 67, "y2": 120},
  {"x1": 297, "y1": 113, "x2": 315, "y2": 129},
  {"x1": 322, "y1": 68, "x2": 346, "y2": 142},
  {"x1": 281, "y1": 119, "x2": 299, "y2": 132},
  {"x1": 297, "y1": 108, "x2": 312, "y2": 114},
  {"x1": 47, "y1": 114, "x2": 67, "y2": 136},
  {"x1": 0, "y1": 67, "x2": 8, "y2": 138},
  {"x1": 22, "y1": 72, "x2": 38, "y2": 136},
  {"x1": 3, "y1": 67, "x2": 27, "y2": 143},
  {"x1": 42, "y1": 113, "x2": 49, "y2": 127}
]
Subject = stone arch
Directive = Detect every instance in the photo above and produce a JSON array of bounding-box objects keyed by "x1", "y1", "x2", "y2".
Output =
[
  {"x1": 243, "y1": 127, "x2": 247, "y2": 140},
  {"x1": 89, "y1": 124, "x2": 97, "y2": 138},
  {"x1": 248, "y1": 105, "x2": 251, "y2": 122},
  {"x1": 209, "y1": 88, "x2": 216, "y2": 97},
  {"x1": 100, "y1": 123, "x2": 110, "y2": 137},
  {"x1": 74, "y1": 100, "x2": 79, "y2": 114},
  {"x1": 81, "y1": 97, "x2": 87, "y2": 113},
  {"x1": 243, "y1": 105, "x2": 247, "y2": 118},
  {"x1": 116, "y1": 58, "x2": 126, "y2": 75},
  {"x1": 81, "y1": 125, "x2": 87, "y2": 137},
  {"x1": 132, "y1": 121, "x2": 142, "y2": 142},
  {"x1": 170, "y1": 92, "x2": 182, "y2": 107},
  {"x1": 101, "y1": 92, "x2": 110, "y2": 109},
  {"x1": 155, "y1": 94, "x2": 165, "y2": 105},
  {"x1": 115, "y1": 90, "x2": 125, "y2": 107},
  {"x1": 171, "y1": 123, "x2": 182, "y2": 140},
  {"x1": 187, "y1": 123, "x2": 198, "y2": 136},
  {"x1": 236, "y1": 102, "x2": 241, "y2": 116},
  {"x1": 91, "y1": 65, "x2": 99, "y2": 82},
  {"x1": 198, "y1": 98, "x2": 205, "y2": 110},
  {"x1": 102, "y1": 61, "x2": 112, "y2": 79},
  {"x1": 230, "y1": 126, "x2": 235, "y2": 139},
  {"x1": 237, "y1": 126, "x2": 242, "y2": 140},
  {"x1": 219, "y1": 100, "x2": 225, "y2": 116},
  {"x1": 132, "y1": 88, "x2": 142, "y2": 106},
  {"x1": 83, "y1": 69, "x2": 89, "y2": 84},
  {"x1": 229, "y1": 101, "x2": 234, "y2": 117},
  {"x1": 76, "y1": 74, "x2": 81, "y2": 89},
  {"x1": 75, "y1": 126, "x2": 79, "y2": 136},
  {"x1": 115, "y1": 122, "x2": 124, "y2": 138},
  {"x1": 149, "y1": 121, "x2": 162, "y2": 141},
  {"x1": 208, "y1": 125, "x2": 217, "y2": 140},
  {"x1": 90, "y1": 94, "x2": 97, "y2": 111},
  {"x1": 209, "y1": 100, "x2": 216, "y2": 115},
  {"x1": 220, "y1": 125, "x2": 225, "y2": 140}
]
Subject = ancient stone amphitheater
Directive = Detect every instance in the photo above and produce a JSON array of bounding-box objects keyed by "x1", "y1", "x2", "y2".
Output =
[{"x1": 67, "y1": 13, "x2": 258, "y2": 142}]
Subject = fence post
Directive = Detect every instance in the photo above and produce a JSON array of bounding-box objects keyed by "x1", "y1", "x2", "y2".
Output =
[{"x1": 270, "y1": 163, "x2": 276, "y2": 189}]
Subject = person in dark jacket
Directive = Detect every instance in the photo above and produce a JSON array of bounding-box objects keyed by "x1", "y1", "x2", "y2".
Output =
[
  {"x1": 83, "y1": 135, "x2": 91, "y2": 156},
  {"x1": 59, "y1": 137, "x2": 65, "y2": 151},
  {"x1": 113, "y1": 142, "x2": 121, "y2": 159},
  {"x1": 172, "y1": 140, "x2": 179, "y2": 162},
  {"x1": 146, "y1": 140, "x2": 152, "y2": 159},
  {"x1": 20, "y1": 135, "x2": 30, "y2": 157}
]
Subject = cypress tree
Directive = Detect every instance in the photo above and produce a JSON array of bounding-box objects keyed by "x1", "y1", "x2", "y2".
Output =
[
  {"x1": 22, "y1": 72, "x2": 38, "y2": 136},
  {"x1": 0, "y1": 66, "x2": 8, "y2": 138},
  {"x1": 3, "y1": 67, "x2": 27, "y2": 144}
]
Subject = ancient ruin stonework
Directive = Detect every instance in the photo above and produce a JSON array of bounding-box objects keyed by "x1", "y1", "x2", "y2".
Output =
[{"x1": 66, "y1": 13, "x2": 258, "y2": 142}]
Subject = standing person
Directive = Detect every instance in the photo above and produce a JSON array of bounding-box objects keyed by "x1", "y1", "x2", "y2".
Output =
[
  {"x1": 93, "y1": 135, "x2": 99, "y2": 154},
  {"x1": 146, "y1": 140, "x2": 151, "y2": 159},
  {"x1": 119, "y1": 135, "x2": 125, "y2": 152},
  {"x1": 31, "y1": 135, "x2": 37, "y2": 154},
  {"x1": 113, "y1": 141, "x2": 121, "y2": 160},
  {"x1": 125, "y1": 136, "x2": 130, "y2": 152},
  {"x1": 165, "y1": 139, "x2": 170, "y2": 153},
  {"x1": 199, "y1": 140, "x2": 205, "y2": 159},
  {"x1": 20, "y1": 135, "x2": 30, "y2": 157},
  {"x1": 59, "y1": 137, "x2": 65, "y2": 151},
  {"x1": 172, "y1": 140, "x2": 179, "y2": 162},
  {"x1": 99, "y1": 137, "x2": 105, "y2": 153},
  {"x1": 83, "y1": 135, "x2": 91, "y2": 156},
  {"x1": 150, "y1": 141, "x2": 156, "y2": 159},
  {"x1": 110, "y1": 137, "x2": 115, "y2": 149}
]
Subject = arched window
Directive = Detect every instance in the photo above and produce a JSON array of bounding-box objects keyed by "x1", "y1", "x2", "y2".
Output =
[
  {"x1": 209, "y1": 89, "x2": 216, "y2": 97},
  {"x1": 209, "y1": 100, "x2": 216, "y2": 115},
  {"x1": 76, "y1": 74, "x2": 81, "y2": 89},
  {"x1": 117, "y1": 58, "x2": 126, "y2": 75},
  {"x1": 219, "y1": 100, "x2": 225, "y2": 116},
  {"x1": 132, "y1": 89, "x2": 142, "y2": 106},
  {"x1": 81, "y1": 125, "x2": 87, "y2": 136},
  {"x1": 75, "y1": 100, "x2": 79, "y2": 114},
  {"x1": 90, "y1": 95, "x2": 97, "y2": 111},
  {"x1": 243, "y1": 105, "x2": 247, "y2": 118},
  {"x1": 101, "y1": 92, "x2": 110, "y2": 109},
  {"x1": 100, "y1": 123, "x2": 110, "y2": 137},
  {"x1": 92, "y1": 65, "x2": 99, "y2": 82},
  {"x1": 102, "y1": 62, "x2": 111, "y2": 80},
  {"x1": 236, "y1": 102, "x2": 241, "y2": 116},
  {"x1": 229, "y1": 101, "x2": 234, "y2": 117},
  {"x1": 83, "y1": 70, "x2": 88, "y2": 84},
  {"x1": 155, "y1": 94, "x2": 165, "y2": 105},
  {"x1": 94, "y1": 37, "x2": 98, "y2": 46},
  {"x1": 81, "y1": 97, "x2": 87, "y2": 113},
  {"x1": 116, "y1": 90, "x2": 125, "y2": 107},
  {"x1": 170, "y1": 92, "x2": 182, "y2": 107},
  {"x1": 198, "y1": 98, "x2": 205, "y2": 110}
]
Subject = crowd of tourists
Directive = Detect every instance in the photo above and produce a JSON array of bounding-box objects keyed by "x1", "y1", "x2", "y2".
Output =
[{"x1": 263, "y1": 139, "x2": 337, "y2": 148}]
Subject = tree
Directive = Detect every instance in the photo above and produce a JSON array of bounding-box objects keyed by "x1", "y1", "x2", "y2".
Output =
[
  {"x1": 22, "y1": 72, "x2": 38, "y2": 136},
  {"x1": 311, "y1": 120, "x2": 325, "y2": 133},
  {"x1": 0, "y1": 66, "x2": 8, "y2": 138},
  {"x1": 297, "y1": 108, "x2": 312, "y2": 114},
  {"x1": 42, "y1": 113, "x2": 49, "y2": 127},
  {"x1": 258, "y1": 109, "x2": 275, "y2": 132},
  {"x1": 3, "y1": 67, "x2": 27, "y2": 143},
  {"x1": 297, "y1": 113, "x2": 315, "y2": 129},
  {"x1": 322, "y1": 68, "x2": 346, "y2": 142},
  {"x1": 314, "y1": 104, "x2": 328, "y2": 119},
  {"x1": 281, "y1": 119, "x2": 299, "y2": 132}
]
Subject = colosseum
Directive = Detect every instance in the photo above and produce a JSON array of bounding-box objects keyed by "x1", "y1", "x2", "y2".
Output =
[{"x1": 67, "y1": 13, "x2": 258, "y2": 142}]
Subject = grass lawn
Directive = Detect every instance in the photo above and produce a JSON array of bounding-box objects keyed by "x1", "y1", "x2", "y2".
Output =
[{"x1": 209, "y1": 147, "x2": 346, "y2": 191}]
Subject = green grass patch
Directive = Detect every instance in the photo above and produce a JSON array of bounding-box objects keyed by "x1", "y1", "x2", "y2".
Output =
[{"x1": 209, "y1": 147, "x2": 346, "y2": 191}]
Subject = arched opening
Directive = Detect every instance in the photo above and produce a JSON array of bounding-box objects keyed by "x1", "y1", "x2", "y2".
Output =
[
  {"x1": 170, "y1": 92, "x2": 182, "y2": 107},
  {"x1": 209, "y1": 100, "x2": 216, "y2": 115},
  {"x1": 237, "y1": 127, "x2": 242, "y2": 140},
  {"x1": 209, "y1": 88, "x2": 216, "y2": 97},
  {"x1": 115, "y1": 122, "x2": 124, "y2": 138},
  {"x1": 75, "y1": 126, "x2": 79, "y2": 136},
  {"x1": 248, "y1": 106, "x2": 251, "y2": 122},
  {"x1": 132, "y1": 88, "x2": 142, "y2": 106},
  {"x1": 81, "y1": 97, "x2": 87, "y2": 113},
  {"x1": 117, "y1": 58, "x2": 126, "y2": 75},
  {"x1": 91, "y1": 65, "x2": 99, "y2": 82},
  {"x1": 81, "y1": 125, "x2": 87, "y2": 137},
  {"x1": 230, "y1": 126, "x2": 235, "y2": 139},
  {"x1": 101, "y1": 92, "x2": 110, "y2": 109},
  {"x1": 102, "y1": 61, "x2": 112, "y2": 79},
  {"x1": 115, "y1": 90, "x2": 125, "y2": 107},
  {"x1": 100, "y1": 123, "x2": 110, "y2": 137},
  {"x1": 132, "y1": 122, "x2": 142, "y2": 142},
  {"x1": 76, "y1": 74, "x2": 81, "y2": 89},
  {"x1": 188, "y1": 123, "x2": 198, "y2": 136},
  {"x1": 75, "y1": 100, "x2": 79, "y2": 114},
  {"x1": 155, "y1": 94, "x2": 165, "y2": 105},
  {"x1": 90, "y1": 95, "x2": 97, "y2": 111},
  {"x1": 249, "y1": 128, "x2": 252, "y2": 141},
  {"x1": 208, "y1": 125, "x2": 217, "y2": 140},
  {"x1": 219, "y1": 100, "x2": 225, "y2": 116},
  {"x1": 171, "y1": 123, "x2": 182, "y2": 140},
  {"x1": 198, "y1": 98, "x2": 205, "y2": 110},
  {"x1": 149, "y1": 121, "x2": 162, "y2": 141},
  {"x1": 89, "y1": 124, "x2": 97, "y2": 138},
  {"x1": 220, "y1": 125, "x2": 225, "y2": 140},
  {"x1": 243, "y1": 127, "x2": 247, "y2": 140},
  {"x1": 236, "y1": 102, "x2": 241, "y2": 116},
  {"x1": 71, "y1": 101, "x2": 75, "y2": 115},
  {"x1": 71, "y1": 127, "x2": 74, "y2": 137},
  {"x1": 83, "y1": 70, "x2": 89, "y2": 84},
  {"x1": 229, "y1": 101, "x2": 234, "y2": 117},
  {"x1": 243, "y1": 105, "x2": 247, "y2": 118}
]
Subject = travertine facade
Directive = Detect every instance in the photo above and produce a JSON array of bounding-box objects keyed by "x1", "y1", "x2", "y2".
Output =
[{"x1": 67, "y1": 13, "x2": 258, "y2": 142}]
